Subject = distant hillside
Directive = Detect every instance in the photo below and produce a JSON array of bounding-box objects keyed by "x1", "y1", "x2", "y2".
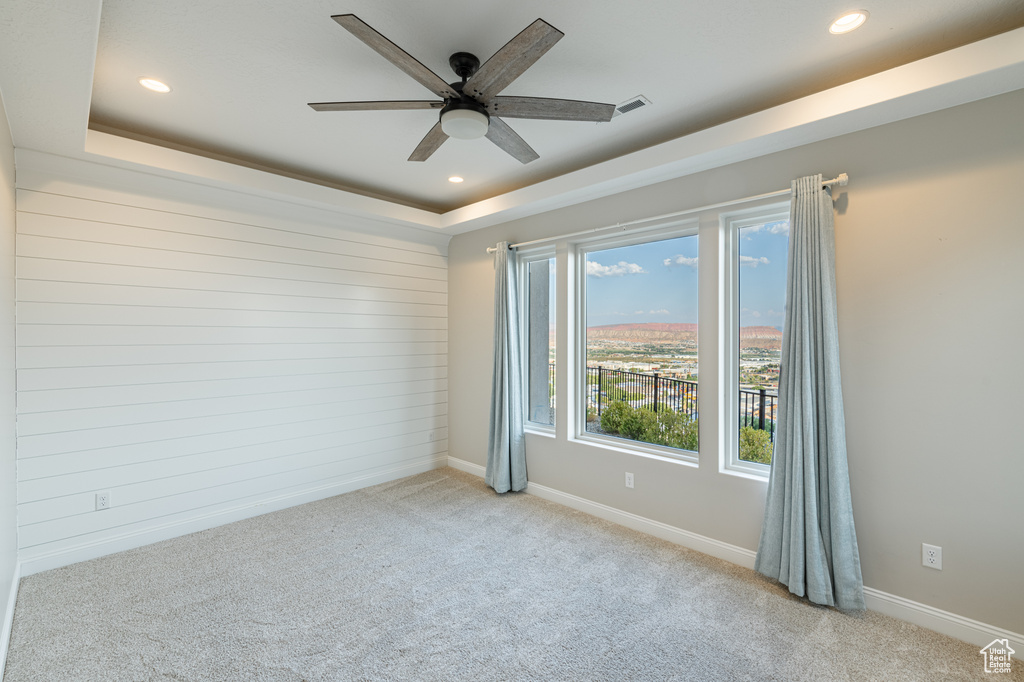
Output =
[
  {"x1": 588, "y1": 323, "x2": 697, "y2": 343},
  {"x1": 587, "y1": 322, "x2": 781, "y2": 348},
  {"x1": 739, "y1": 325, "x2": 783, "y2": 350}
]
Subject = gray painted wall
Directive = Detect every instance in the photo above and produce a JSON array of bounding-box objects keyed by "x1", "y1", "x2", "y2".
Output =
[
  {"x1": 447, "y1": 89, "x2": 1024, "y2": 634},
  {"x1": 0, "y1": 90, "x2": 18, "y2": 662}
]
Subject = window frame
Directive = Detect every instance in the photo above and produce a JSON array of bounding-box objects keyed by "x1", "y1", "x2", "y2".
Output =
[
  {"x1": 720, "y1": 202, "x2": 790, "y2": 478},
  {"x1": 571, "y1": 219, "x2": 701, "y2": 463},
  {"x1": 518, "y1": 246, "x2": 558, "y2": 434}
]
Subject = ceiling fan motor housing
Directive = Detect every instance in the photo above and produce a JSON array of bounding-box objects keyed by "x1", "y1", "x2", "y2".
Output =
[{"x1": 438, "y1": 53, "x2": 490, "y2": 139}]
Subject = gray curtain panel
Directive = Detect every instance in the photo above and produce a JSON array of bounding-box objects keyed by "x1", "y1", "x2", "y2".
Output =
[
  {"x1": 754, "y1": 174, "x2": 866, "y2": 611},
  {"x1": 486, "y1": 243, "x2": 527, "y2": 493}
]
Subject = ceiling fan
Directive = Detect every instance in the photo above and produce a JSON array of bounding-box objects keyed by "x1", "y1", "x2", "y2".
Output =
[{"x1": 308, "y1": 15, "x2": 616, "y2": 164}]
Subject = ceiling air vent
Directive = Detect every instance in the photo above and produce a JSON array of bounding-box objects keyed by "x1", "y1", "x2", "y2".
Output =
[{"x1": 613, "y1": 95, "x2": 651, "y2": 118}]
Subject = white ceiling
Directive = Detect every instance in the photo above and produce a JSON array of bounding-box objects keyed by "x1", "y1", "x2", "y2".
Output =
[
  {"x1": 85, "y1": 0, "x2": 1024, "y2": 213},
  {"x1": 1, "y1": 1, "x2": 1023, "y2": 237}
]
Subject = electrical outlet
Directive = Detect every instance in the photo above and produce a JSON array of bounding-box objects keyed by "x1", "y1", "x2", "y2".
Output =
[
  {"x1": 625, "y1": 472, "x2": 634, "y2": 489},
  {"x1": 428, "y1": 431, "x2": 436, "y2": 442},
  {"x1": 95, "y1": 491, "x2": 111, "y2": 511},
  {"x1": 922, "y1": 543, "x2": 942, "y2": 570}
]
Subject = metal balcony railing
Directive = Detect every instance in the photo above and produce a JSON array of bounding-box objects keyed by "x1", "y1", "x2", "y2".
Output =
[
  {"x1": 738, "y1": 385, "x2": 778, "y2": 441},
  {"x1": 561, "y1": 364, "x2": 778, "y2": 441},
  {"x1": 585, "y1": 365, "x2": 698, "y2": 421}
]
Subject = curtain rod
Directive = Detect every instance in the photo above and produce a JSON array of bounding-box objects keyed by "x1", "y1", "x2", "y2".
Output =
[{"x1": 486, "y1": 173, "x2": 848, "y2": 253}]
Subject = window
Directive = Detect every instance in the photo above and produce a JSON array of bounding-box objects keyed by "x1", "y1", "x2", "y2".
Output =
[
  {"x1": 724, "y1": 206, "x2": 790, "y2": 474},
  {"x1": 521, "y1": 253, "x2": 556, "y2": 428},
  {"x1": 518, "y1": 197, "x2": 790, "y2": 479},
  {"x1": 577, "y1": 225, "x2": 699, "y2": 458}
]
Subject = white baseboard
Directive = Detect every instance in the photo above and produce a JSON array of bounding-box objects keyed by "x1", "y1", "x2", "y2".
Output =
[
  {"x1": 448, "y1": 456, "x2": 1022, "y2": 659},
  {"x1": 864, "y1": 587, "x2": 1023, "y2": 657},
  {"x1": 20, "y1": 455, "x2": 448, "y2": 577},
  {"x1": 1, "y1": 560, "x2": 20, "y2": 679},
  {"x1": 445, "y1": 456, "x2": 487, "y2": 478},
  {"x1": 447, "y1": 457, "x2": 756, "y2": 569}
]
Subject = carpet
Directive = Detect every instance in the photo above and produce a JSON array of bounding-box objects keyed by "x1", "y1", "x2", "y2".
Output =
[{"x1": 4, "y1": 468, "x2": 1013, "y2": 681}]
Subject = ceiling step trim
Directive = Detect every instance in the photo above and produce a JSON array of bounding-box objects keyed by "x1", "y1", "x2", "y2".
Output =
[
  {"x1": 438, "y1": 25, "x2": 1024, "y2": 234},
  {"x1": 79, "y1": 26, "x2": 1024, "y2": 237}
]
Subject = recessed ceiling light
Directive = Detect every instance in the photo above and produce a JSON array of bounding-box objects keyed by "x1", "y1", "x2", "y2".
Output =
[
  {"x1": 830, "y1": 11, "x2": 868, "y2": 34},
  {"x1": 138, "y1": 77, "x2": 171, "y2": 93},
  {"x1": 448, "y1": 176, "x2": 464, "y2": 183}
]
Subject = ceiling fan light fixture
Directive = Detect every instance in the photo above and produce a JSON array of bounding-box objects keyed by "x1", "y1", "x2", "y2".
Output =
[
  {"x1": 829, "y1": 11, "x2": 868, "y2": 34},
  {"x1": 441, "y1": 108, "x2": 489, "y2": 140}
]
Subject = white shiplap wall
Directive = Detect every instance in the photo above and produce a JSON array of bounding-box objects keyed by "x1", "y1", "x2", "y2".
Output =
[
  {"x1": 0, "y1": 90, "x2": 19, "y2": 671},
  {"x1": 15, "y1": 156, "x2": 449, "y2": 573}
]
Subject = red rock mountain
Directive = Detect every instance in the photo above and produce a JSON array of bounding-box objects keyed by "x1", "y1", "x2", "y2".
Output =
[
  {"x1": 587, "y1": 323, "x2": 697, "y2": 343},
  {"x1": 739, "y1": 325, "x2": 784, "y2": 350}
]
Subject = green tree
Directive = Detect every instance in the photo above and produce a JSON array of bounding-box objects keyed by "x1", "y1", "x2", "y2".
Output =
[
  {"x1": 600, "y1": 401, "x2": 699, "y2": 452},
  {"x1": 600, "y1": 400, "x2": 631, "y2": 433},
  {"x1": 739, "y1": 426, "x2": 773, "y2": 464},
  {"x1": 617, "y1": 405, "x2": 651, "y2": 440}
]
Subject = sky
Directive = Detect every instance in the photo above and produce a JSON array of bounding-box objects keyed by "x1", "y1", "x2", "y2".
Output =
[
  {"x1": 584, "y1": 221, "x2": 789, "y2": 329},
  {"x1": 738, "y1": 220, "x2": 790, "y2": 329}
]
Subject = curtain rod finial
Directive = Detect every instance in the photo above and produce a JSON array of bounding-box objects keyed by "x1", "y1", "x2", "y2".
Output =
[{"x1": 837, "y1": 173, "x2": 849, "y2": 187}]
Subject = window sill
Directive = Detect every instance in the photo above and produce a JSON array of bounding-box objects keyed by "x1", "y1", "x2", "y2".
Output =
[
  {"x1": 571, "y1": 432, "x2": 699, "y2": 468},
  {"x1": 524, "y1": 425, "x2": 556, "y2": 438},
  {"x1": 720, "y1": 464, "x2": 770, "y2": 482}
]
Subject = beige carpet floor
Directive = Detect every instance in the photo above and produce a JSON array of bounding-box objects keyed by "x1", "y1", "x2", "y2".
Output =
[{"x1": 4, "y1": 468, "x2": 1016, "y2": 681}]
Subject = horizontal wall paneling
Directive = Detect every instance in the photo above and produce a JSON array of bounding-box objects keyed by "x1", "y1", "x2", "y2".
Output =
[{"x1": 15, "y1": 161, "x2": 449, "y2": 565}]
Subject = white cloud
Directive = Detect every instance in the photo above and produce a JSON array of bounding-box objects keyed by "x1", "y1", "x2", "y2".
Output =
[
  {"x1": 587, "y1": 260, "x2": 647, "y2": 277},
  {"x1": 740, "y1": 255, "x2": 770, "y2": 268},
  {"x1": 741, "y1": 307, "x2": 762, "y2": 318},
  {"x1": 611, "y1": 308, "x2": 670, "y2": 316},
  {"x1": 663, "y1": 255, "x2": 698, "y2": 268},
  {"x1": 742, "y1": 221, "x2": 789, "y2": 236}
]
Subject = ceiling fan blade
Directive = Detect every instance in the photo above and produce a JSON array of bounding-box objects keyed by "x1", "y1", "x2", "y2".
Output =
[
  {"x1": 485, "y1": 117, "x2": 539, "y2": 164},
  {"x1": 464, "y1": 19, "x2": 563, "y2": 101},
  {"x1": 408, "y1": 122, "x2": 449, "y2": 162},
  {"x1": 309, "y1": 100, "x2": 444, "y2": 112},
  {"x1": 332, "y1": 14, "x2": 459, "y2": 100},
  {"x1": 487, "y1": 96, "x2": 615, "y2": 122}
]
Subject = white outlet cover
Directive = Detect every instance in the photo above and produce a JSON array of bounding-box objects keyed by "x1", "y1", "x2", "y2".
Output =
[{"x1": 922, "y1": 543, "x2": 942, "y2": 570}]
